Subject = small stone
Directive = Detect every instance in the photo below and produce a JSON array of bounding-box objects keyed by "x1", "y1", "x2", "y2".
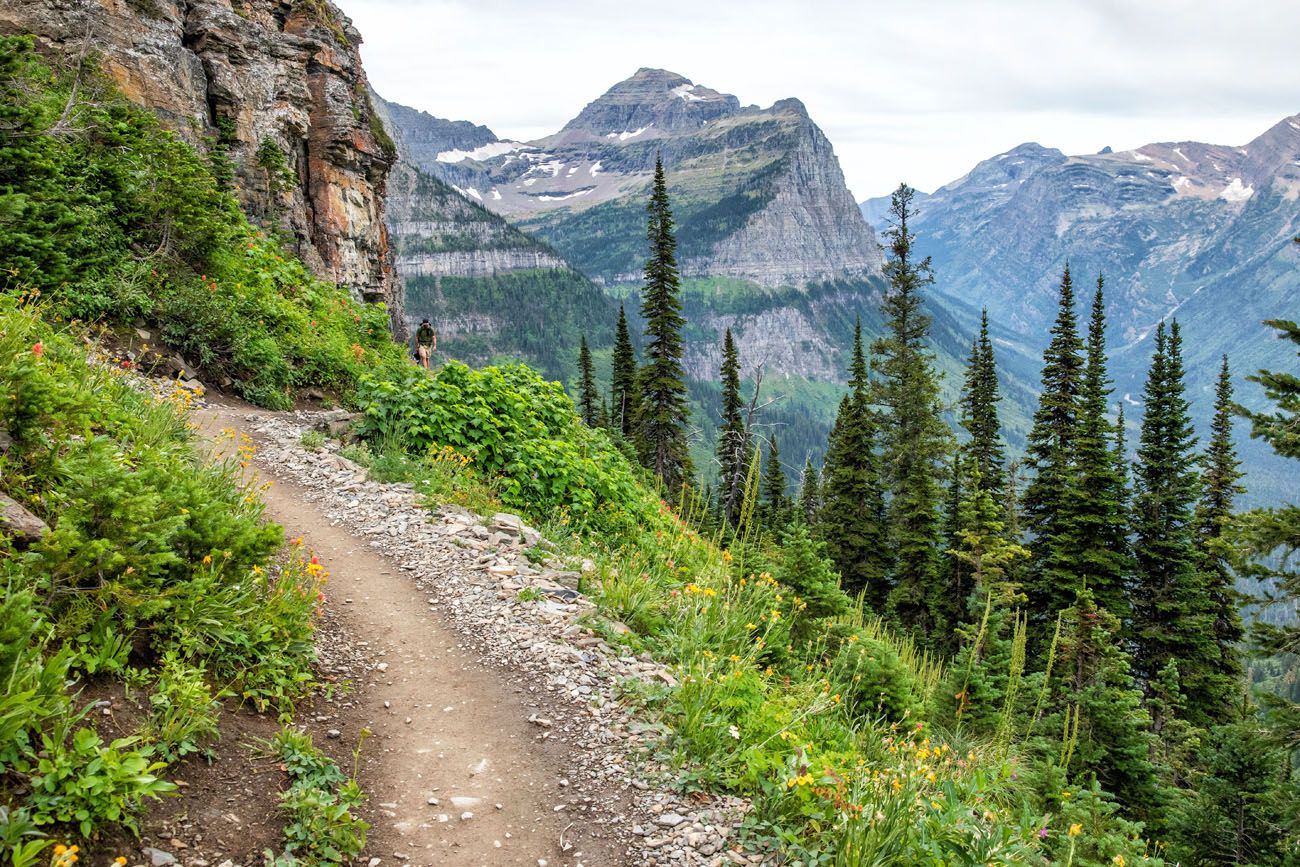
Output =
[
  {"x1": 327, "y1": 729, "x2": 342, "y2": 739},
  {"x1": 142, "y1": 849, "x2": 176, "y2": 867},
  {"x1": 460, "y1": 811, "x2": 474, "y2": 820}
]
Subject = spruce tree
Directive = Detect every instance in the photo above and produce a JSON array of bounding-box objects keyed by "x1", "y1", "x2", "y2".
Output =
[
  {"x1": 960, "y1": 309, "x2": 1006, "y2": 498},
  {"x1": 797, "y1": 457, "x2": 821, "y2": 526},
  {"x1": 761, "y1": 432, "x2": 788, "y2": 532},
  {"x1": 636, "y1": 156, "x2": 693, "y2": 493},
  {"x1": 576, "y1": 334, "x2": 598, "y2": 427},
  {"x1": 611, "y1": 304, "x2": 639, "y2": 437},
  {"x1": 1073, "y1": 276, "x2": 1133, "y2": 622},
  {"x1": 937, "y1": 462, "x2": 1031, "y2": 733},
  {"x1": 873, "y1": 185, "x2": 950, "y2": 635},
  {"x1": 1132, "y1": 321, "x2": 1222, "y2": 727},
  {"x1": 1043, "y1": 589, "x2": 1162, "y2": 821},
  {"x1": 939, "y1": 449, "x2": 968, "y2": 643},
  {"x1": 1172, "y1": 721, "x2": 1293, "y2": 866},
  {"x1": 1023, "y1": 266, "x2": 1087, "y2": 635},
  {"x1": 821, "y1": 320, "x2": 889, "y2": 604},
  {"x1": 1236, "y1": 304, "x2": 1300, "y2": 747},
  {"x1": 1196, "y1": 355, "x2": 1246, "y2": 711},
  {"x1": 716, "y1": 328, "x2": 750, "y2": 529}
]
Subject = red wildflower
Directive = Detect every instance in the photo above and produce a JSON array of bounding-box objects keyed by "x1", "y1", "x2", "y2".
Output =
[{"x1": 31, "y1": 342, "x2": 43, "y2": 356}]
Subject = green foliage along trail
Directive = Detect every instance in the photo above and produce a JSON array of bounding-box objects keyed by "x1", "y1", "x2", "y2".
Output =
[{"x1": 3, "y1": 29, "x2": 1299, "y2": 867}]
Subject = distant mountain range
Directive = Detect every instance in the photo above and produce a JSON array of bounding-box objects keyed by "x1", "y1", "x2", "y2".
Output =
[
  {"x1": 375, "y1": 73, "x2": 1297, "y2": 499},
  {"x1": 375, "y1": 70, "x2": 1032, "y2": 473},
  {"x1": 863, "y1": 115, "x2": 1300, "y2": 503}
]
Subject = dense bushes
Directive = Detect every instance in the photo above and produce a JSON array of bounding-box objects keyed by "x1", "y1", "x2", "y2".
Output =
[
  {"x1": 354, "y1": 361, "x2": 657, "y2": 533},
  {"x1": 0, "y1": 300, "x2": 326, "y2": 842},
  {"x1": 0, "y1": 36, "x2": 405, "y2": 410}
]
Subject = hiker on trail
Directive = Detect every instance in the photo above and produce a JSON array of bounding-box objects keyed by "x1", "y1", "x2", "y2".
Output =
[{"x1": 415, "y1": 318, "x2": 437, "y2": 369}]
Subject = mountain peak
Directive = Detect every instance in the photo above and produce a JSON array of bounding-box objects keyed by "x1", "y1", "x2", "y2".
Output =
[{"x1": 559, "y1": 68, "x2": 740, "y2": 137}]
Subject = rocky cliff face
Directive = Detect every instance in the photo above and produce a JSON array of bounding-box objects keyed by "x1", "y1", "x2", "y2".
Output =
[
  {"x1": 380, "y1": 68, "x2": 882, "y2": 290},
  {"x1": 2, "y1": 0, "x2": 401, "y2": 321}
]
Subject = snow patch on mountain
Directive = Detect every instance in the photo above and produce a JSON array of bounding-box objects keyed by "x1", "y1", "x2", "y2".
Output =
[
  {"x1": 672, "y1": 83, "x2": 706, "y2": 102},
  {"x1": 606, "y1": 125, "x2": 652, "y2": 141},
  {"x1": 437, "y1": 141, "x2": 529, "y2": 163},
  {"x1": 1218, "y1": 177, "x2": 1254, "y2": 202}
]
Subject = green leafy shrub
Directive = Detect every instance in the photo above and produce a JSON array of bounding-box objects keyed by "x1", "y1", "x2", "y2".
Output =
[
  {"x1": 26, "y1": 723, "x2": 174, "y2": 838},
  {"x1": 354, "y1": 362, "x2": 654, "y2": 532},
  {"x1": 146, "y1": 653, "x2": 220, "y2": 761},
  {"x1": 265, "y1": 728, "x2": 368, "y2": 866}
]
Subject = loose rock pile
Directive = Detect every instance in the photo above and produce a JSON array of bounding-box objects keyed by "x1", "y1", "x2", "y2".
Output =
[{"x1": 239, "y1": 409, "x2": 777, "y2": 866}]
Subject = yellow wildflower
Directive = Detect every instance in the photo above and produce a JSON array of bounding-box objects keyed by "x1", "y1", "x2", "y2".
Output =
[{"x1": 1069, "y1": 823, "x2": 1082, "y2": 837}]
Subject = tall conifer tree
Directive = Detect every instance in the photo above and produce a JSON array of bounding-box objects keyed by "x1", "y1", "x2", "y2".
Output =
[
  {"x1": 798, "y1": 457, "x2": 821, "y2": 526},
  {"x1": 715, "y1": 328, "x2": 750, "y2": 529},
  {"x1": 960, "y1": 309, "x2": 1006, "y2": 498},
  {"x1": 1132, "y1": 321, "x2": 1222, "y2": 727},
  {"x1": 636, "y1": 155, "x2": 693, "y2": 493},
  {"x1": 761, "y1": 432, "x2": 788, "y2": 532},
  {"x1": 1195, "y1": 355, "x2": 1245, "y2": 713},
  {"x1": 1073, "y1": 277, "x2": 1133, "y2": 621},
  {"x1": 1023, "y1": 266, "x2": 1086, "y2": 633},
  {"x1": 576, "y1": 334, "x2": 598, "y2": 427},
  {"x1": 873, "y1": 185, "x2": 950, "y2": 635},
  {"x1": 822, "y1": 320, "x2": 889, "y2": 603},
  {"x1": 611, "y1": 304, "x2": 639, "y2": 437}
]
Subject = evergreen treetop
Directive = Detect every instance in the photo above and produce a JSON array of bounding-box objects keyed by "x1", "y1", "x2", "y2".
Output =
[
  {"x1": 873, "y1": 184, "x2": 950, "y2": 636},
  {"x1": 577, "y1": 334, "x2": 598, "y2": 427},
  {"x1": 636, "y1": 155, "x2": 693, "y2": 494},
  {"x1": 611, "y1": 304, "x2": 639, "y2": 437}
]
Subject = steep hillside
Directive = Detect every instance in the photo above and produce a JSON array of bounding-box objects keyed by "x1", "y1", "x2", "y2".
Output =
[{"x1": 2, "y1": 0, "x2": 402, "y2": 321}]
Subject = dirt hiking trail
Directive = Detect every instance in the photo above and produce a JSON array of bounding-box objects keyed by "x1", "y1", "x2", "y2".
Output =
[{"x1": 197, "y1": 401, "x2": 624, "y2": 867}]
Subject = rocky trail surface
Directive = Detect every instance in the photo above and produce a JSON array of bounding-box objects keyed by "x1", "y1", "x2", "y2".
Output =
[{"x1": 193, "y1": 398, "x2": 768, "y2": 867}]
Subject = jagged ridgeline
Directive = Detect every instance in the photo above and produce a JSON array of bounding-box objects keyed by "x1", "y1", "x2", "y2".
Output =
[
  {"x1": 862, "y1": 120, "x2": 1300, "y2": 504},
  {"x1": 377, "y1": 70, "x2": 1042, "y2": 475}
]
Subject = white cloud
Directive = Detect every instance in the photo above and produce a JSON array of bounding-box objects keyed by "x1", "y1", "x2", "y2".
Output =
[{"x1": 341, "y1": 0, "x2": 1300, "y2": 199}]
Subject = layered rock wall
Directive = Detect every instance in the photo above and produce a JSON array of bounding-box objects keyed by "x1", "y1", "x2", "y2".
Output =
[{"x1": 2, "y1": 0, "x2": 401, "y2": 324}]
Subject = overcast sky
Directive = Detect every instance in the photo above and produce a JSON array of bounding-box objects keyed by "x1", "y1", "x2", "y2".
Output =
[{"x1": 341, "y1": 0, "x2": 1300, "y2": 200}]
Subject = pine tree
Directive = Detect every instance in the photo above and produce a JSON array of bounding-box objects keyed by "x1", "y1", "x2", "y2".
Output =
[
  {"x1": 939, "y1": 449, "x2": 968, "y2": 643},
  {"x1": 1172, "y1": 721, "x2": 1293, "y2": 866},
  {"x1": 576, "y1": 334, "x2": 598, "y2": 427},
  {"x1": 960, "y1": 309, "x2": 1006, "y2": 498},
  {"x1": 797, "y1": 457, "x2": 821, "y2": 527},
  {"x1": 937, "y1": 462, "x2": 1031, "y2": 733},
  {"x1": 1072, "y1": 276, "x2": 1133, "y2": 622},
  {"x1": 1195, "y1": 355, "x2": 1245, "y2": 714},
  {"x1": 821, "y1": 320, "x2": 889, "y2": 604},
  {"x1": 611, "y1": 304, "x2": 639, "y2": 437},
  {"x1": 1132, "y1": 321, "x2": 1223, "y2": 728},
  {"x1": 761, "y1": 432, "x2": 788, "y2": 532},
  {"x1": 775, "y1": 522, "x2": 851, "y2": 644},
  {"x1": 636, "y1": 156, "x2": 693, "y2": 493},
  {"x1": 716, "y1": 328, "x2": 750, "y2": 529},
  {"x1": 1044, "y1": 589, "x2": 1162, "y2": 821},
  {"x1": 1236, "y1": 302, "x2": 1300, "y2": 748},
  {"x1": 873, "y1": 185, "x2": 950, "y2": 636},
  {"x1": 1023, "y1": 266, "x2": 1087, "y2": 635}
]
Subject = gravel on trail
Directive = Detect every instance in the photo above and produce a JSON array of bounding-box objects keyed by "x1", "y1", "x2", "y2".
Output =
[{"x1": 199, "y1": 402, "x2": 775, "y2": 867}]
